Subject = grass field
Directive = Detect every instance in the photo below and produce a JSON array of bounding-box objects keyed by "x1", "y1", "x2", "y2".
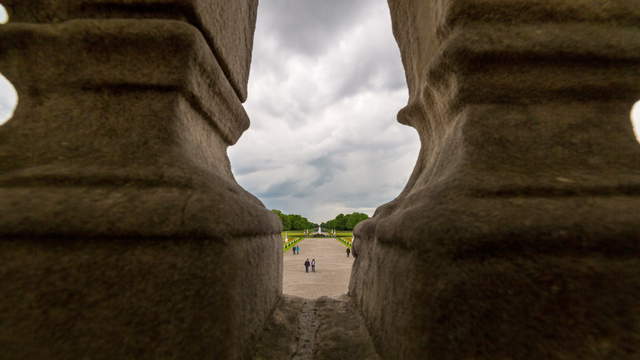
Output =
[
  {"x1": 281, "y1": 231, "x2": 311, "y2": 241},
  {"x1": 283, "y1": 238, "x2": 303, "y2": 251},
  {"x1": 281, "y1": 231, "x2": 353, "y2": 238},
  {"x1": 335, "y1": 232, "x2": 353, "y2": 237},
  {"x1": 336, "y1": 237, "x2": 353, "y2": 248},
  {"x1": 281, "y1": 231, "x2": 355, "y2": 251},
  {"x1": 281, "y1": 231, "x2": 311, "y2": 251}
]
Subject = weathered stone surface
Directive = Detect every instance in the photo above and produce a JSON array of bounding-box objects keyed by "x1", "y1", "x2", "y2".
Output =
[
  {"x1": 0, "y1": 235, "x2": 281, "y2": 359},
  {"x1": 2, "y1": 0, "x2": 258, "y2": 100},
  {"x1": 0, "y1": 4, "x2": 280, "y2": 359},
  {"x1": 252, "y1": 295, "x2": 381, "y2": 360},
  {"x1": 0, "y1": 20, "x2": 276, "y2": 238},
  {"x1": 350, "y1": 0, "x2": 640, "y2": 358}
]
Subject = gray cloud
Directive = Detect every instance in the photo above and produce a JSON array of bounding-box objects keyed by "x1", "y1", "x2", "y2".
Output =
[
  {"x1": 229, "y1": 0, "x2": 419, "y2": 223},
  {"x1": 257, "y1": 0, "x2": 370, "y2": 57},
  {"x1": 0, "y1": 73, "x2": 18, "y2": 125}
]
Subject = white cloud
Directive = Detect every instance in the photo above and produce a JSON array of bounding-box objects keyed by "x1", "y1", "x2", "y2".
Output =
[
  {"x1": 0, "y1": 5, "x2": 8, "y2": 24},
  {"x1": 0, "y1": 73, "x2": 18, "y2": 126},
  {"x1": 631, "y1": 100, "x2": 640, "y2": 144},
  {"x1": 229, "y1": 0, "x2": 419, "y2": 223}
]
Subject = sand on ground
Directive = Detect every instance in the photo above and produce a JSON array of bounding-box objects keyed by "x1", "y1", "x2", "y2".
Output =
[{"x1": 283, "y1": 237, "x2": 354, "y2": 299}]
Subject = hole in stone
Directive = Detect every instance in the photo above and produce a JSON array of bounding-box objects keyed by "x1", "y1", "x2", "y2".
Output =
[
  {"x1": 229, "y1": 1, "x2": 419, "y2": 299},
  {"x1": 0, "y1": 4, "x2": 8, "y2": 24},
  {"x1": 631, "y1": 100, "x2": 640, "y2": 144},
  {"x1": 0, "y1": 73, "x2": 18, "y2": 126}
]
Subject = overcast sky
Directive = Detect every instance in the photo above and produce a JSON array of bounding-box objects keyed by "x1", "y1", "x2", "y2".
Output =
[
  {"x1": 0, "y1": 74, "x2": 17, "y2": 126},
  {"x1": 0, "y1": 1, "x2": 421, "y2": 224},
  {"x1": 0, "y1": 5, "x2": 6, "y2": 24},
  {"x1": 229, "y1": 0, "x2": 419, "y2": 223}
]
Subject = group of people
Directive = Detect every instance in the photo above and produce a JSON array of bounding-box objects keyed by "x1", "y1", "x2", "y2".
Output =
[
  {"x1": 304, "y1": 258, "x2": 316, "y2": 273},
  {"x1": 292, "y1": 243, "x2": 354, "y2": 273},
  {"x1": 290, "y1": 244, "x2": 316, "y2": 272}
]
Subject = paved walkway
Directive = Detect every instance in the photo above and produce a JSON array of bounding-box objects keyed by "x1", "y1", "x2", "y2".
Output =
[{"x1": 283, "y1": 238, "x2": 354, "y2": 298}]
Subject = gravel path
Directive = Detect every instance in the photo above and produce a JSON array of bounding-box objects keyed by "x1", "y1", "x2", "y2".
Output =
[{"x1": 283, "y1": 238, "x2": 354, "y2": 298}]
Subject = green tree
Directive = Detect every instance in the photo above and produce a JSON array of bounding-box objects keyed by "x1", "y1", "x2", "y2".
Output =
[
  {"x1": 271, "y1": 210, "x2": 317, "y2": 231},
  {"x1": 346, "y1": 212, "x2": 368, "y2": 230},
  {"x1": 271, "y1": 209, "x2": 291, "y2": 230},
  {"x1": 321, "y1": 212, "x2": 369, "y2": 231}
]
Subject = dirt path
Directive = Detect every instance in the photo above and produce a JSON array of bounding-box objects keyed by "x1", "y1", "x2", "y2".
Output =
[{"x1": 283, "y1": 238, "x2": 354, "y2": 298}]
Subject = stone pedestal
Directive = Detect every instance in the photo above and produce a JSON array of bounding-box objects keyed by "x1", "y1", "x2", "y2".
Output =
[
  {"x1": 0, "y1": 2, "x2": 281, "y2": 359},
  {"x1": 350, "y1": 1, "x2": 640, "y2": 358}
]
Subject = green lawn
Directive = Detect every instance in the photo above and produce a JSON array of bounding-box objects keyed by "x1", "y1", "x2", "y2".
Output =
[
  {"x1": 281, "y1": 231, "x2": 312, "y2": 251},
  {"x1": 280, "y1": 231, "x2": 355, "y2": 251},
  {"x1": 335, "y1": 232, "x2": 353, "y2": 237},
  {"x1": 336, "y1": 237, "x2": 353, "y2": 248},
  {"x1": 281, "y1": 231, "x2": 312, "y2": 241},
  {"x1": 281, "y1": 231, "x2": 353, "y2": 238},
  {"x1": 283, "y1": 237, "x2": 303, "y2": 251}
]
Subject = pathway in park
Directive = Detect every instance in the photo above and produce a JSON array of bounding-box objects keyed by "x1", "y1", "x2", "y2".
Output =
[
  {"x1": 251, "y1": 238, "x2": 380, "y2": 359},
  {"x1": 283, "y1": 237, "x2": 354, "y2": 298}
]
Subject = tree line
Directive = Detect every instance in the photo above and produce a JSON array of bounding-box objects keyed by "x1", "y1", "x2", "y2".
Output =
[
  {"x1": 271, "y1": 210, "x2": 318, "y2": 231},
  {"x1": 321, "y1": 212, "x2": 369, "y2": 231}
]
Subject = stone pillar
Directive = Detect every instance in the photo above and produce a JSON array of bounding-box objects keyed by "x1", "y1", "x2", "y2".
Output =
[
  {"x1": 0, "y1": 1, "x2": 282, "y2": 359},
  {"x1": 350, "y1": 1, "x2": 640, "y2": 358}
]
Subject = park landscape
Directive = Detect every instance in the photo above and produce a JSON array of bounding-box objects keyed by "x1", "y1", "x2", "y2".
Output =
[
  {"x1": 264, "y1": 210, "x2": 369, "y2": 301},
  {"x1": 251, "y1": 211, "x2": 380, "y2": 359},
  {"x1": 1, "y1": 0, "x2": 639, "y2": 359},
  {"x1": 275, "y1": 210, "x2": 366, "y2": 252}
]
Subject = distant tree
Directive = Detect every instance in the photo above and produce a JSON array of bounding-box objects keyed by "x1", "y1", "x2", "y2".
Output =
[
  {"x1": 346, "y1": 212, "x2": 368, "y2": 230},
  {"x1": 271, "y1": 210, "x2": 316, "y2": 231},
  {"x1": 271, "y1": 209, "x2": 290, "y2": 230},
  {"x1": 321, "y1": 212, "x2": 369, "y2": 231}
]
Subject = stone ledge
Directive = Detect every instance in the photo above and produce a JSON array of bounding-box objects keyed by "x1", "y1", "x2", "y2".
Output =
[
  {"x1": 0, "y1": 20, "x2": 248, "y2": 144},
  {"x1": 422, "y1": 23, "x2": 640, "y2": 104},
  {"x1": 444, "y1": 0, "x2": 640, "y2": 26},
  {"x1": 0, "y1": 21, "x2": 280, "y2": 239},
  {"x1": 361, "y1": 194, "x2": 640, "y2": 255},
  {"x1": 2, "y1": 0, "x2": 258, "y2": 101},
  {"x1": 0, "y1": 183, "x2": 280, "y2": 240}
]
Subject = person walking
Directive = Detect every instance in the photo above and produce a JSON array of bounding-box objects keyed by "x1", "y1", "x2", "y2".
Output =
[
  {"x1": 296, "y1": 245, "x2": 301, "y2": 254},
  {"x1": 346, "y1": 247, "x2": 351, "y2": 257},
  {"x1": 311, "y1": 258, "x2": 316, "y2": 272},
  {"x1": 304, "y1": 258, "x2": 311, "y2": 273},
  {"x1": 292, "y1": 246, "x2": 296, "y2": 255}
]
